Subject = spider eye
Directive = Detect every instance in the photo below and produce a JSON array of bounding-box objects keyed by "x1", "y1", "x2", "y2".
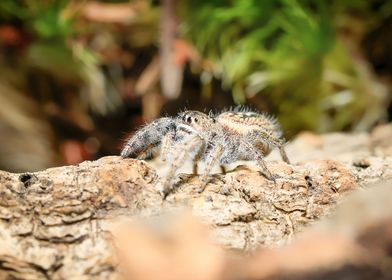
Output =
[
  {"x1": 186, "y1": 116, "x2": 192, "y2": 123},
  {"x1": 194, "y1": 118, "x2": 198, "y2": 122}
]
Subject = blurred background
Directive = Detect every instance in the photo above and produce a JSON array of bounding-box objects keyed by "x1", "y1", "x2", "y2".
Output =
[{"x1": 0, "y1": 0, "x2": 391, "y2": 172}]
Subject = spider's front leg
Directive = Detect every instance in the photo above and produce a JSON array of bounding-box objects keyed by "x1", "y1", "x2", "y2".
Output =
[
  {"x1": 157, "y1": 134, "x2": 204, "y2": 198},
  {"x1": 160, "y1": 131, "x2": 175, "y2": 162},
  {"x1": 160, "y1": 132, "x2": 202, "y2": 175},
  {"x1": 121, "y1": 117, "x2": 176, "y2": 159},
  {"x1": 197, "y1": 143, "x2": 224, "y2": 193}
]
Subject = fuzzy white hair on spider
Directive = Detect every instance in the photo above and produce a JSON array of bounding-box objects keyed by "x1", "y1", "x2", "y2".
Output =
[{"x1": 121, "y1": 108, "x2": 290, "y2": 197}]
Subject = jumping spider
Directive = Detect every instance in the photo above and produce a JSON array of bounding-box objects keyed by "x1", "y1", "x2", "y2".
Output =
[{"x1": 121, "y1": 108, "x2": 290, "y2": 197}]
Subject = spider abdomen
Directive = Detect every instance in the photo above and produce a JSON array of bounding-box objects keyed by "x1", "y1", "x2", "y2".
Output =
[{"x1": 216, "y1": 111, "x2": 282, "y2": 138}]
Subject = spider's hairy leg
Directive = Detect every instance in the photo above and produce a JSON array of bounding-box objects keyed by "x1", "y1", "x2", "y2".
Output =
[
  {"x1": 248, "y1": 129, "x2": 290, "y2": 164},
  {"x1": 192, "y1": 150, "x2": 205, "y2": 174},
  {"x1": 160, "y1": 131, "x2": 175, "y2": 162},
  {"x1": 242, "y1": 141, "x2": 274, "y2": 181},
  {"x1": 158, "y1": 135, "x2": 204, "y2": 198},
  {"x1": 198, "y1": 144, "x2": 224, "y2": 193},
  {"x1": 279, "y1": 146, "x2": 290, "y2": 164},
  {"x1": 121, "y1": 117, "x2": 175, "y2": 158},
  {"x1": 161, "y1": 132, "x2": 203, "y2": 174},
  {"x1": 135, "y1": 147, "x2": 159, "y2": 160}
]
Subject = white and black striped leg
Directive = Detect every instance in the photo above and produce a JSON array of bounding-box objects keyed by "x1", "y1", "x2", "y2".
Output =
[
  {"x1": 279, "y1": 146, "x2": 290, "y2": 164},
  {"x1": 136, "y1": 146, "x2": 159, "y2": 160},
  {"x1": 243, "y1": 141, "x2": 274, "y2": 182},
  {"x1": 192, "y1": 150, "x2": 204, "y2": 174},
  {"x1": 197, "y1": 144, "x2": 224, "y2": 193},
  {"x1": 160, "y1": 132, "x2": 175, "y2": 162},
  {"x1": 158, "y1": 135, "x2": 203, "y2": 198}
]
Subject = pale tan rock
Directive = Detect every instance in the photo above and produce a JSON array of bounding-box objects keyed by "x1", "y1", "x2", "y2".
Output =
[{"x1": 0, "y1": 128, "x2": 392, "y2": 279}]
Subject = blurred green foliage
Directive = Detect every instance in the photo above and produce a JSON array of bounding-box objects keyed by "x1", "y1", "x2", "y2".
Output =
[
  {"x1": 1, "y1": 0, "x2": 390, "y2": 136},
  {"x1": 0, "y1": 0, "x2": 119, "y2": 114},
  {"x1": 0, "y1": 0, "x2": 391, "y2": 172},
  {"x1": 180, "y1": 0, "x2": 392, "y2": 135},
  {"x1": 0, "y1": 0, "x2": 72, "y2": 39},
  {"x1": 0, "y1": 0, "x2": 128, "y2": 171}
]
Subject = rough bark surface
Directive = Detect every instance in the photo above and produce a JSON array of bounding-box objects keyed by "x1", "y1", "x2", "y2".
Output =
[{"x1": 0, "y1": 125, "x2": 392, "y2": 279}]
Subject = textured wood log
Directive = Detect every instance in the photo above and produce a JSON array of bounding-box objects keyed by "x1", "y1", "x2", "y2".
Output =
[
  {"x1": 113, "y1": 181, "x2": 392, "y2": 280},
  {"x1": 0, "y1": 127, "x2": 392, "y2": 279}
]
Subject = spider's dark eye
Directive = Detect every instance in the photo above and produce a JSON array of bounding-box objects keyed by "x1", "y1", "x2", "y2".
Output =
[
  {"x1": 186, "y1": 116, "x2": 192, "y2": 123},
  {"x1": 194, "y1": 118, "x2": 198, "y2": 122}
]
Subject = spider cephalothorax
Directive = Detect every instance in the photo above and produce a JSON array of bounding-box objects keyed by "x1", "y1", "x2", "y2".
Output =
[{"x1": 121, "y1": 108, "x2": 290, "y2": 196}]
